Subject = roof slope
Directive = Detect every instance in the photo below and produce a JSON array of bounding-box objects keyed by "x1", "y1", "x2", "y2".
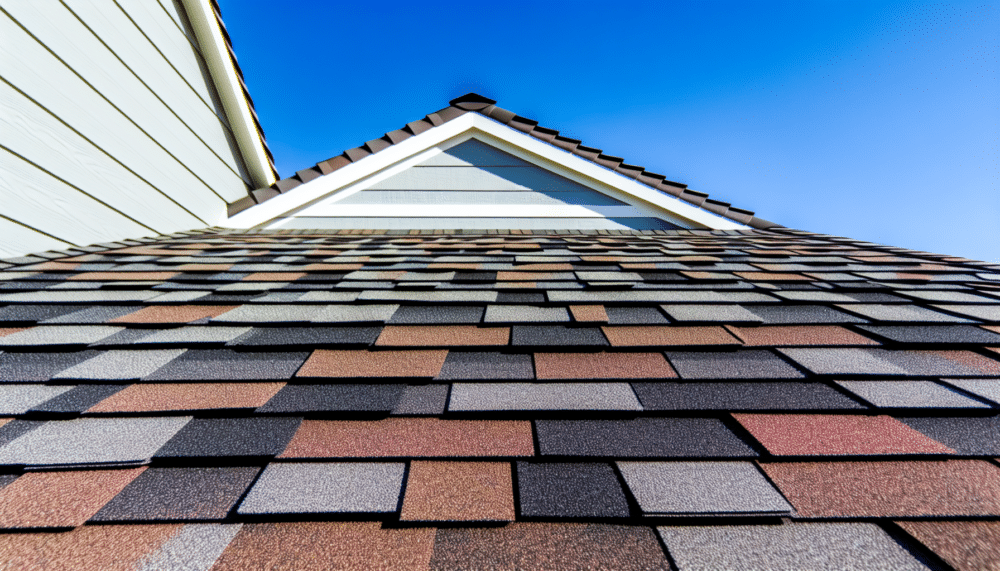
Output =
[
  {"x1": 228, "y1": 94, "x2": 779, "y2": 230},
  {"x1": 0, "y1": 228, "x2": 998, "y2": 569}
]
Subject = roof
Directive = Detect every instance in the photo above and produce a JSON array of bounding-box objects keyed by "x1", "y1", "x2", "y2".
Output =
[
  {"x1": 227, "y1": 94, "x2": 779, "y2": 231},
  {"x1": 1, "y1": 227, "x2": 998, "y2": 569}
]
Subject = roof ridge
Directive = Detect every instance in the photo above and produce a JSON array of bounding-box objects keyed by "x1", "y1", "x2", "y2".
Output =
[{"x1": 229, "y1": 93, "x2": 780, "y2": 230}]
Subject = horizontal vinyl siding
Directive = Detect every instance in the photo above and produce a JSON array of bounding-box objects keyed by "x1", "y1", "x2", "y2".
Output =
[{"x1": 0, "y1": 216, "x2": 74, "y2": 257}]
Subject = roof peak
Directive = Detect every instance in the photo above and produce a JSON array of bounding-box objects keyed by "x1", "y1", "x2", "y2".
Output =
[{"x1": 449, "y1": 93, "x2": 497, "y2": 111}]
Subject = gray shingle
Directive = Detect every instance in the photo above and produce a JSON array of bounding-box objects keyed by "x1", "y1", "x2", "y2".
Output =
[
  {"x1": 436, "y1": 352, "x2": 534, "y2": 380},
  {"x1": 449, "y1": 383, "x2": 642, "y2": 411},
  {"x1": 896, "y1": 416, "x2": 1000, "y2": 455},
  {"x1": 0, "y1": 304, "x2": 86, "y2": 323},
  {"x1": 211, "y1": 305, "x2": 322, "y2": 323},
  {"x1": 536, "y1": 418, "x2": 756, "y2": 458},
  {"x1": 388, "y1": 305, "x2": 485, "y2": 324},
  {"x1": 0, "y1": 291, "x2": 160, "y2": 303},
  {"x1": 660, "y1": 304, "x2": 763, "y2": 323},
  {"x1": 154, "y1": 417, "x2": 303, "y2": 458},
  {"x1": 41, "y1": 306, "x2": 138, "y2": 324},
  {"x1": 779, "y1": 348, "x2": 909, "y2": 375},
  {"x1": 0, "y1": 326, "x2": 124, "y2": 347},
  {"x1": 772, "y1": 291, "x2": 858, "y2": 302},
  {"x1": 391, "y1": 384, "x2": 449, "y2": 415},
  {"x1": 511, "y1": 325, "x2": 608, "y2": 346},
  {"x1": 633, "y1": 382, "x2": 864, "y2": 410},
  {"x1": 132, "y1": 327, "x2": 253, "y2": 346},
  {"x1": 835, "y1": 304, "x2": 972, "y2": 323},
  {"x1": 835, "y1": 380, "x2": 990, "y2": 409},
  {"x1": 548, "y1": 291, "x2": 778, "y2": 303},
  {"x1": 517, "y1": 462, "x2": 630, "y2": 518},
  {"x1": 666, "y1": 350, "x2": 804, "y2": 379},
  {"x1": 145, "y1": 291, "x2": 212, "y2": 303},
  {"x1": 943, "y1": 379, "x2": 1000, "y2": 404},
  {"x1": 144, "y1": 350, "x2": 308, "y2": 381},
  {"x1": 618, "y1": 461, "x2": 791, "y2": 514},
  {"x1": 135, "y1": 524, "x2": 242, "y2": 571},
  {"x1": 297, "y1": 291, "x2": 360, "y2": 302},
  {"x1": 484, "y1": 305, "x2": 570, "y2": 323},
  {"x1": 0, "y1": 385, "x2": 73, "y2": 414},
  {"x1": 657, "y1": 522, "x2": 929, "y2": 571},
  {"x1": 930, "y1": 304, "x2": 1000, "y2": 321},
  {"x1": 54, "y1": 349, "x2": 186, "y2": 380},
  {"x1": 0, "y1": 416, "x2": 190, "y2": 466},
  {"x1": 899, "y1": 290, "x2": 998, "y2": 303},
  {"x1": 0, "y1": 420, "x2": 43, "y2": 448},
  {"x1": 237, "y1": 462, "x2": 405, "y2": 514},
  {"x1": 745, "y1": 305, "x2": 867, "y2": 324},
  {"x1": 228, "y1": 327, "x2": 380, "y2": 347},
  {"x1": 856, "y1": 325, "x2": 1000, "y2": 344},
  {"x1": 605, "y1": 306, "x2": 669, "y2": 324},
  {"x1": 358, "y1": 290, "x2": 499, "y2": 303},
  {"x1": 91, "y1": 467, "x2": 260, "y2": 521},
  {"x1": 28, "y1": 384, "x2": 125, "y2": 413},
  {"x1": 313, "y1": 304, "x2": 399, "y2": 322},
  {"x1": 257, "y1": 384, "x2": 404, "y2": 413}
]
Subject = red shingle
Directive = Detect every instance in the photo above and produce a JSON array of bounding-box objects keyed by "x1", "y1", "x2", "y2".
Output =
[
  {"x1": 534, "y1": 352, "x2": 677, "y2": 379},
  {"x1": 296, "y1": 350, "x2": 448, "y2": 377},
  {"x1": 733, "y1": 414, "x2": 955, "y2": 455},
  {"x1": 0, "y1": 468, "x2": 146, "y2": 528},
  {"x1": 400, "y1": 461, "x2": 515, "y2": 522},
  {"x1": 602, "y1": 326, "x2": 740, "y2": 346},
  {"x1": 376, "y1": 326, "x2": 509, "y2": 346},
  {"x1": 87, "y1": 383, "x2": 285, "y2": 413},
  {"x1": 0, "y1": 524, "x2": 180, "y2": 571}
]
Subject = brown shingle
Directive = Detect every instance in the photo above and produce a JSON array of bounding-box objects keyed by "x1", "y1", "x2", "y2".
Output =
[
  {"x1": 297, "y1": 350, "x2": 448, "y2": 377},
  {"x1": 0, "y1": 468, "x2": 146, "y2": 528},
  {"x1": 279, "y1": 418, "x2": 534, "y2": 458},
  {"x1": 376, "y1": 326, "x2": 509, "y2": 347},
  {"x1": 761, "y1": 460, "x2": 1000, "y2": 517},
  {"x1": 569, "y1": 305, "x2": 609, "y2": 322},
  {"x1": 400, "y1": 461, "x2": 515, "y2": 522},
  {"x1": 726, "y1": 325, "x2": 879, "y2": 347},
  {"x1": 87, "y1": 383, "x2": 285, "y2": 413},
  {"x1": 111, "y1": 305, "x2": 237, "y2": 324},
  {"x1": 211, "y1": 522, "x2": 435, "y2": 571},
  {"x1": 243, "y1": 272, "x2": 307, "y2": 281},
  {"x1": 602, "y1": 326, "x2": 740, "y2": 346},
  {"x1": 0, "y1": 524, "x2": 180, "y2": 571},
  {"x1": 535, "y1": 352, "x2": 677, "y2": 379},
  {"x1": 733, "y1": 414, "x2": 954, "y2": 455},
  {"x1": 896, "y1": 520, "x2": 1000, "y2": 571}
]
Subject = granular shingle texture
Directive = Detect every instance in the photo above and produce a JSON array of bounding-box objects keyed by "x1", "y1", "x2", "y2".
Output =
[
  {"x1": 3, "y1": 220, "x2": 1000, "y2": 567},
  {"x1": 896, "y1": 520, "x2": 1000, "y2": 571},
  {"x1": 0, "y1": 467, "x2": 146, "y2": 528}
]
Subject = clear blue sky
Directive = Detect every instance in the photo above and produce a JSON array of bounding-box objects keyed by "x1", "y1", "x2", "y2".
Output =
[{"x1": 219, "y1": 0, "x2": 999, "y2": 262}]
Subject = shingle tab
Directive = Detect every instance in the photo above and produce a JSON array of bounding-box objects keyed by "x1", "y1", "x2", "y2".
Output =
[
  {"x1": 88, "y1": 383, "x2": 285, "y2": 413},
  {"x1": 437, "y1": 351, "x2": 534, "y2": 380},
  {"x1": 943, "y1": 378, "x2": 1000, "y2": 404},
  {"x1": 297, "y1": 349, "x2": 446, "y2": 378},
  {"x1": 633, "y1": 381, "x2": 864, "y2": 410},
  {"x1": 666, "y1": 350, "x2": 804, "y2": 379},
  {"x1": 895, "y1": 416, "x2": 1000, "y2": 455},
  {"x1": 536, "y1": 418, "x2": 756, "y2": 458},
  {"x1": 0, "y1": 350, "x2": 100, "y2": 382},
  {"x1": 512, "y1": 325, "x2": 608, "y2": 346},
  {"x1": 897, "y1": 520, "x2": 1000, "y2": 571},
  {"x1": 257, "y1": 384, "x2": 404, "y2": 413},
  {"x1": 618, "y1": 461, "x2": 792, "y2": 514},
  {"x1": 400, "y1": 461, "x2": 514, "y2": 522},
  {"x1": 0, "y1": 385, "x2": 73, "y2": 414},
  {"x1": 0, "y1": 468, "x2": 147, "y2": 528},
  {"x1": 55, "y1": 349, "x2": 186, "y2": 380},
  {"x1": 0, "y1": 325, "x2": 124, "y2": 347},
  {"x1": 145, "y1": 350, "x2": 308, "y2": 381},
  {"x1": 484, "y1": 305, "x2": 569, "y2": 322},
  {"x1": 857, "y1": 324, "x2": 1000, "y2": 344},
  {"x1": 534, "y1": 352, "x2": 676, "y2": 379},
  {"x1": 835, "y1": 380, "x2": 990, "y2": 408},
  {"x1": 660, "y1": 304, "x2": 763, "y2": 323},
  {"x1": 391, "y1": 384, "x2": 449, "y2": 415},
  {"x1": 449, "y1": 383, "x2": 642, "y2": 411},
  {"x1": 230, "y1": 326, "x2": 380, "y2": 347},
  {"x1": 516, "y1": 462, "x2": 630, "y2": 518},
  {"x1": 603, "y1": 326, "x2": 738, "y2": 347},
  {"x1": 91, "y1": 467, "x2": 260, "y2": 521},
  {"x1": 154, "y1": 417, "x2": 302, "y2": 459},
  {"x1": 237, "y1": 462, "x2": 405, "y2": 514},
  {"x1": 388, "y1": 305, "x2": 485, "y2": 324}
]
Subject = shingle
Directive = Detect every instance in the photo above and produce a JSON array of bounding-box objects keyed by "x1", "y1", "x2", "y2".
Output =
[
  {"x1": 230, "y1": 326, "x2": 380, "y2": 347},
  {"x1": 660, "y1": 304, "x2": 763, "y2": 323},
  {"x1": 930, "y1": 304, "x2": 1000, "y2": 321},
  {"x1": 297, "y1": 349, "x2": 446, "y2": 378},
  {"x1": 145, "y1": 350, "x2": 308, "y2": 381},
  {"x1": 0, "y1": 325, "x2": 124, "y2": 346},
  {"x1": 111, "y1": 305, "x2": 237, "y2": 324},
  {"x1": 449, "y1": 383, "x2": 642, "y2": 411},
  {"x1": 484, "y1": 305, "x2": 570, "y2": 322},
  {"x1": 618, "y1": 461, "x2": 792, "y2": 514},
  {"x1": 88, "y1": 382, "x2": 285, "y2": 413},
  {"x1": 55, "y1": 349, "x2": 187, "y2": 380},
  {"x1": 512, "y1": 325, "x2": 608, "y2": 346},
  {"x1": 0, "y1": 419, "x2": 43, "y2": 448},
  {"x1": 771, "y1": 290, "x2": 858, "y2": 302},
  {"x1": 429, "y1": 523, "x2": 670, "y2": 571},
  {"x1": 857, "y1": 324, "x2": 1000, "y2": 344},
  {"x1": 901, "y1": 290, "x2": 1000, "y2": 303},
  {"x1": 878, "y1": 350, "x2": 1000, "y2": 376},
  {"x1": 516, "y1": 462, "x2": 630, "y2": 518},
  {"x1": 436, "y1": 351, "x2": 534, "y2": 380},
  {"x1": 29, "y1": 384, "x2": 124, "y2": 414},
  {"x1": 297, "y1": 291, "x2": 360, "y2": 302},
  {"x1": 400, "y1": 461, "x2": 514, "y2": 522},
  {"x1": 144, "y1": 290, "x2": 212, "y2": 303},
  {"x1": 0, "y1": 416, "x2": 190, "y2": 466},
  {"x1": 313, "y1": 304, "x2": 399, "y2": 322},
  {"x1": 633, "y1": 381, "x2": 864, "y2": 410},
  {"x1": 666, "y1": 350, "x2": 804, "y2": 379},
  {"x1": 257, "y1": 384, "x2": 404, "y2": 413},
  {"x1": 0, "y1": 290, "x2": 159, "y2": 303},
  {"x1": 0, "y1": 385, "x2": 73, "y2": 414},
  {"x1": 279, "y1": 418, "x2": 534, "y2": 458},
  {"x1": 658, "y1": 522, "x2": 930, "y2": 571},
  {"x1": 135, "y1": 523, "x2": 242, "y2": 571},
  {"x1": 91, "y1": 467, "x2": 260, "y2": 521},
  {"x1": 895, "y1": 416, "x2": 1000, "y2": 455},
  {"x1": 568, "y1": 305, "x2": 608, "y2": 322},
  {"x1": 897, "y1": 520, "x2": 1000, "y2": 571},
  {"x1": 0, "y1": 467, "x2": 147, "y2": 528},
  {"x1": 536, "y1": 418, "x2": 756, "y2": 458},
  {"x1": 359, "y1": 290, "x2": 498, "y2": 302},
  {"x1": 727, "y1": 325, "x2": 879, "y2": 346},
  {"x1": 391, "y1": 384, "x2": 449, "y2": 415},
  {"x1": 0, "y1": 350, "x2": 100, "y2": 382},
  {"x1": 835, "y1": 304, "x2": 972, "y2": 323},
  {"x1": 944, "y1": 378, "x2": 1000, "y2": 404},
  {"x1": 376, "y1": 325, "x2": 509, "y2": 346},
  {"x1": 211, "y1": 305, "x2": 322, "y2": 323},
  {"x1": 496, "y1": 292, "x2": 545, "y2": 303},
  {"x1": 388, "y1": 305, "x2": 484, "y2": 324},
  {"x1": 761, "y1": 460, "x2": 1000, "y2": 517},
  {"x1": 0, "y1": 304, "x2": 85, "y2": 323},
  {"x1": 534, "y1": 352, "x2": 677, "y2": 379},
  {"x1": 209, "y1": 522, "x2": 434, "y2": 571},
  {"x1": 779, "y1": 348, "x2": 910, "y2": 375},
  {"x1": 745, "y1": 305, "x2": 867, "y2": 324},
  {"x1": 733, "y1": 414, "x2": 954, "y2": 455},
  {"x1": 154, "y1": 417, "x2": 303, "y2": 458},
  {"x1": 42, "y1": 306, "x2": 140, "y2": 324},
  {"x1": 835, "y1": 380, "x2": 990, "y2": 408},
  {"x1": 237, "y1": 462, "x2": 405, "y2": 515},
  {"x1": 0, "y1": 523, "x2": 182, "y2": 570},
  {"x1": 603, "y1": 326, "x2": 738, "y2": 347},
  {"x1": 603, "y1": 306, "x2": 668, "y2": 324}
]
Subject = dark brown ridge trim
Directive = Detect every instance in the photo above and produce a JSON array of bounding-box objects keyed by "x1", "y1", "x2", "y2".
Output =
[{"x1": 229, "y1": 93, "x2": 780, "y2": 230}]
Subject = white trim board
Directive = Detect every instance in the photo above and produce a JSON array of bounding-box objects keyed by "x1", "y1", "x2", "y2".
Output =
[{"x1": 224, "y1": 114, "x2": 749, "y2": 231}]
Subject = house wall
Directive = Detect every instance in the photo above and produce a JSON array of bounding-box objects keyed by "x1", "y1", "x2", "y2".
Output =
[{"x1": 0, "y1": 0, "x2": 253, "y2": 257}]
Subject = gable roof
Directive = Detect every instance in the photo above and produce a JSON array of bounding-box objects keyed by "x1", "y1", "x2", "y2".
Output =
[{"x1": 226, "y1": 94, "x2": 780, "y2": 230}]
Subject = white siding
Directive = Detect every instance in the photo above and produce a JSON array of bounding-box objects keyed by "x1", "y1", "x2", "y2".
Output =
[{"x1": 0, "y1": 0, "x2": 257, "y2": 257}]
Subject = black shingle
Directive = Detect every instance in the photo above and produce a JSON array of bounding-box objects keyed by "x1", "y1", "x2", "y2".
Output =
[
  {"x1": 0, "y1": 350, "x2": 101, "y2": 382},
  {"x1": 0, "y1": 304, "x2": 84, "y2": 324},
  {"x1": 512, "y1": 326, "x2": 608, "y2": 347},
  {"x1": 605, "y1": 306, "x2": 669, "y2": 324},
  {"x1": 436, "y1": 352, "x2": 534, "y2": 380},
  {"x1": 388, "y1": 305, "x2": 485, "y2": 324},
  {"x1": 896, "y1": 416, "x2": 1000, "y2": 455},
  {"x1": 536, "y1": 418, "x2": 756, "y2": 458},
  {"x1": 256, "y1": 384, "x2": 404, "y2": 413},
  {"x1": 229, "y1": 327, "x2": 381, "y2": 347},
  {"x1": 497, "y1": 293, "x2": 545, "y2": 303},
  {"x1": 144, "y1": 350, "x2": 309, "y2": 381},
  {"x1": 517, "y1": 462, "x2": 630, "y2": 518},
  {"x1": 632, "y1": 382, "x2": 865, "y2": 410},
  {"x1": 154, "y1": 417, "x2": 303, "y2": 458}
]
